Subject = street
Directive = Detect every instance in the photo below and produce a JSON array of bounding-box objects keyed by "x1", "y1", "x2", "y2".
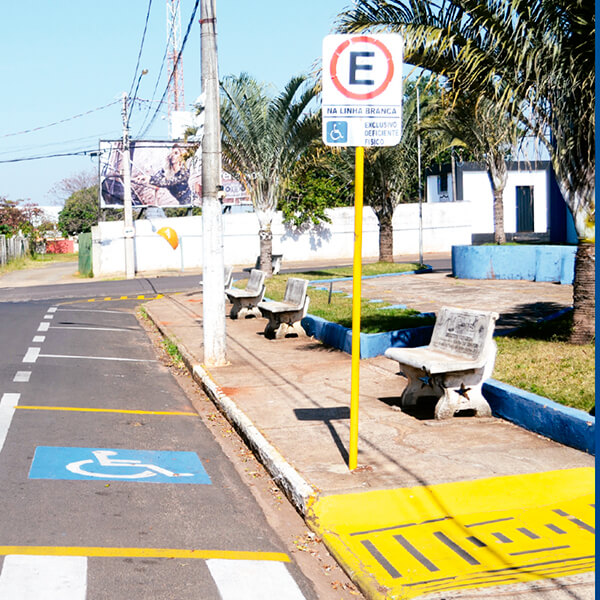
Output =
[{"x1": 0, "y1": 271, "x2": 359, "y2": 599}]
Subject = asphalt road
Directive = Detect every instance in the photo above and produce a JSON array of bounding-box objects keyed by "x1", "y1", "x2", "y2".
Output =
[{"x1": 0, "y1": 281, "x2": 323, "y2": 598}]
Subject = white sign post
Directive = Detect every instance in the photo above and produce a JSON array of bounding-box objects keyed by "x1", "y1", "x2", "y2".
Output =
[{"x1": 322, "y1": 34, "x2": 403, "y2": 471}]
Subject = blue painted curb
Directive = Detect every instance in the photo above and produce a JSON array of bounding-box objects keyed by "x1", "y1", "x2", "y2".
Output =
[{"x1": 483, "y1": 379, "x2": 595, "y2": 455}]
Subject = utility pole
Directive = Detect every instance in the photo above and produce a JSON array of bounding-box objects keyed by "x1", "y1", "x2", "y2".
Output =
[
  {"x1": 121, "y1": 92, "x2": 135, "y2": 279},
  {"x1": 200, "y1": 0, "x2": 227, "y2": 366}
]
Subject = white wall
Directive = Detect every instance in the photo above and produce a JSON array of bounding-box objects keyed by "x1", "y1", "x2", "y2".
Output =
[
  {"x1": 92, "y1": 203, "x2": 473, "y2": 276},
  {"x1": 461, "y1": 168, "x2": 548, "y2": 234}
]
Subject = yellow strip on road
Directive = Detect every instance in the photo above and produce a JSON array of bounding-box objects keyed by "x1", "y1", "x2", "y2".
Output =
[
  {"x1": 0, "y1": 546, "x2": 289, "y2": 562},
  {"x1": 15, "y1": 406, "x2": 196, "y2": 416},
  {"x1": 308, "y1": 468, "x2": 595, "y2": 599}
]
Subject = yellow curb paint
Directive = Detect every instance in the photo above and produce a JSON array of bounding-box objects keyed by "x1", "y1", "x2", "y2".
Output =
[
  {"x1": 87, "y1": 299, "x2": 95, "y2": 303},
  {"x1": 120, "y1": 296, "x2": 128, "y2": 300},
  {"x1": 308, "y1": 469, "x2": 595, "y2": 599},
  {"x1": 0, "y1": 546, "x2": 289, "y2": 562},
  {"x1": 14, "y1": 406, "x2": 196, "y2": 417},
  {"x1": 137, "y1": 295, "x2": 146, "y2": 299}
]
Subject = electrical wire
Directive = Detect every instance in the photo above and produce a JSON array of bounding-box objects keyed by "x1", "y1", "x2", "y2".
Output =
[
  {"x1": 137, "y1": 0, "x2": 200, "y2": 139},
  {"x1": 0, "y1": 149, "x2": 99, "y2": 164},
  {"x1": 127, "y1": 0, "x2": 153, "y2": 102},
  {"x1": 0, "y1": 101, "x2": 120, "y2": 139}
]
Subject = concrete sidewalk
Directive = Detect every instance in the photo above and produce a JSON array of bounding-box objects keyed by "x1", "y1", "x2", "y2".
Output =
[{"x1": 144, "y1": 273, "x2": 594, "y2": 600}]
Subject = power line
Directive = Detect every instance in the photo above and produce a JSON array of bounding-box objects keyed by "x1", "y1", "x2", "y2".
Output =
[
  {"x1": 127, "y1": 0, "x2": 154, "y2": 102},
  {"x1": 0, "y1": 101, "x2": 120, "y2": 139},
  {"x1": 138, "y1": 0, "x2": 200, "y2": 139},
  {"x1": 0, "y1": 149, "x2": 99, "y2": 164}
]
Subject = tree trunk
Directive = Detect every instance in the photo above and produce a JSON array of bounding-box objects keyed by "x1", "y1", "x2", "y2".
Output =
[
  {"x1": 378, "y1": 213, "x2": 394, "y2": 262},
  {"x1": 569, "y1": 241, "x2": 595, "y2": 344},
  {"x1": 492, "y1": 188, "x2": 506, "y2": 244},
  {"x1": 258, "y1": 225, "x2": 273, "y2": 276}
]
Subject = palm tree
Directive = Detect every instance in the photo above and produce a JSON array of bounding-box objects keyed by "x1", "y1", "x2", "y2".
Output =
[
  {"x1": 423, "y1": 93, "x2": 523, "y2": 244},
  {"x1": 220, "y1": 73, "x2": 319, "y2": 275},
  {"x1": 338, "y1": 0, "x2": 595, "y2": 343}
]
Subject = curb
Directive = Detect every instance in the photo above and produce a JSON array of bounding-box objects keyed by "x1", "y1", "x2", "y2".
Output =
[{"x1": 145, "y1": 301, "x2": 318, "y2": 516}]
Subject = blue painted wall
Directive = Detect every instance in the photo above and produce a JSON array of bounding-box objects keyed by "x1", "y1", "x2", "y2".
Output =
[{"x1": 452, "y1": 245, "x2": 576, "y2": 284}]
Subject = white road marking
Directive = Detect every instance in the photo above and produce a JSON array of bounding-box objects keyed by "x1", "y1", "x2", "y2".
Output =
[
  {"x1": 22, "y1": 348, "x2": 40, "y2": 363},
  {"x1": 47, "y1": 307, "x2": 58, "y2": 313},
  {"x1": 206, "y1": 559, "x2": 306, "y2": 600},
  {"x1": 32, "y1": 336, "x2": 45, "y2": 343},
  {"x1": 0, "y1": 393, "x2": 19, "y2": 453},
  {"x1": 37, "y1": 322, "x2": 49, "y2": 332},
  {"x1": 57, "y1": 308, "x2": 130, "y2": 314},
  {"x1": 13, "y1": 372, "x2": 31, "y2": 383},
  {"x1": 0, "y1": 555, "x2": 87, "y2": 599},
  {"x1": 43, "y1": 314, "x2": 54, "y2": 320},
  {"x1": 38, "y1": 354, "x2": 157, "y2": 363},
  {"x1": 49, "y1": 326, "x2": 132, "y2": 332}
]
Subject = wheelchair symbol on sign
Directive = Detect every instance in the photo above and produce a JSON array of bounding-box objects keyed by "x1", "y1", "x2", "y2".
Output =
[
  {"x1": 326, "y1": 121, "x2": 348, "y2": 144},
  {"x1": 66, "y1": 450, "x2": 194, "y2": 480}
]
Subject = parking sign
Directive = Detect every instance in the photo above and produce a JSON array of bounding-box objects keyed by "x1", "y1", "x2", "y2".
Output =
[{"x1": 322, "y1": 34, "x2": 403, "y2": 147}]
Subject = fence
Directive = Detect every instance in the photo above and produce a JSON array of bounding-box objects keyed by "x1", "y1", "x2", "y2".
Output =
[{"x1": 0, "y1": 235, "x2": 29, "y2": 266}]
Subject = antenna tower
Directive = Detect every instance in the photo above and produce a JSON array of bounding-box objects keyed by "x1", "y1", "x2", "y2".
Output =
[{"x1": 166, "y1": 0, "x2": 185, "y2": 124}]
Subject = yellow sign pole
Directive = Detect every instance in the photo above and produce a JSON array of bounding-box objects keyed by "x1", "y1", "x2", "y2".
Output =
[{"x1": 349, "y1": 146, "x2": 364, "y2": 470}]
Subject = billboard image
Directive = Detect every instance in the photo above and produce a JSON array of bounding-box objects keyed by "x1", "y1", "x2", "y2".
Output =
[{"x1": 99, "y1": 140, "x2": 250, "y2": 208}]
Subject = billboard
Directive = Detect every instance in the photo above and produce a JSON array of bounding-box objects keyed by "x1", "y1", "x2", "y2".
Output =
[{"x1": 99, "y1": 140, "x2": 250, "y2": 208}]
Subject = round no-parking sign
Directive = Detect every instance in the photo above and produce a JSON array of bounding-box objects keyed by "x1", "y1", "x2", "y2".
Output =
[{"x1": 322, "y1": 34, "x2": 403, "y2": 147}]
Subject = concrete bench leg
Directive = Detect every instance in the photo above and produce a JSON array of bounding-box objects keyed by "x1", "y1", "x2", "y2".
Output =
[
  {"x1": 434, "y1": 368, "x2": 492, "y2": 419},
  {"x1": 263, "y1": 316, "x2": 307, "y2": 340},
  {"x1": 397, "y1": 364, "x2": 443, "y2": 407},
  {"x1": 229, "y1": 299, "x2": 261, "y2": 320}
]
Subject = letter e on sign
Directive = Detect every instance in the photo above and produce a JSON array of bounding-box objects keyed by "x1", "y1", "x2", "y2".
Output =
[{"x1": 322, "y1": 34, "x2": 403, "y2": 147}]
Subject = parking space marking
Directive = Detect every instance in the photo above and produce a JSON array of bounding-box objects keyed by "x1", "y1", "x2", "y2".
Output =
[
  {"x1": 207, "y1": 559, "x2": 306, "y2": 600},
  {"x1": 15, "y1": 406, "x2": 196, "y2": 416},
  {"x1": 22, "y1": 348, "x2": 40, "y2": 363},
  {"x1": 13, "y1": 372, "x2": 31, "y2": 383},
  {"x1": 0, "y1": 546, "x2": 290, "y2": 562},
  {"x1": 0, "y1": 555, "x2": 86, "y2": 599},
  {"x1": 0, "y1": 394, "x2": 19, "y2": 453},
  {"x1": 309, "y1": 469, "x2": 595, "y2": 599},
  {"x1": 56, "y1": 308, "x2": 134, "y2": 314},
  {"x1": 49, "y1": 326, "x2": 133, "y2": 332},
  {"x1": 37, "y1": 353, "x2": 156, "y2": 363},
  {"x1": 32, "y1": 336, "x2": 45, "y2": 343},
  {"x1": 43, "y1": 314, "x2": 54, "y2": 320},
  {"x1": 37, "y1": 322, "x2": 49, "y2": 332},
  {"x1": 30, "y1": 447, "x2": 212, "y2": 484},
  {"x1": 47, "y1": 307, "x2": 58, "y2": 313}
]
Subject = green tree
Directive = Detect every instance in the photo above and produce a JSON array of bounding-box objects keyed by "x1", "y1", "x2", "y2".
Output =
[
  {"x1": 220, "y1": 73, "x2": 319, "y2": 274},
  {"x1": 339, "y1": 0, "x2": 595, "y2": 343},
  {"x1": 58, "y1": 186, "x2": 99, "y2": 237}
]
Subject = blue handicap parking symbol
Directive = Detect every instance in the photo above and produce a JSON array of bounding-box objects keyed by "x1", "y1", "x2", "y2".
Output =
[
  {"x1": 326, "y1": 121, "x2": 348, "y2": 144},
  {"x1": 29, "y1": 447, "x2": 212, "y2": 484}
]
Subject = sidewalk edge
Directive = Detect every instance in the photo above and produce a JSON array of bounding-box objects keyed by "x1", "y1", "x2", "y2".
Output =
[{"x1": 145, "y1": 302, "x2": 318, "y2": 516}]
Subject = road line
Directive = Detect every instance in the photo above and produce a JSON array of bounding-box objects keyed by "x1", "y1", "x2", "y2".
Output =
[
  {"x1": 49, "y1": 326, "x2": 133, "y2": 332},
  {"x1": 37, "y1": 322, "x2": 49, "y2": 332},
  {"x1": 47, "y1": 307, "x2": 58, "y2": 313},
  {"x1": 0, "y1": 555, "x2": 86, "y2": 600},
  {"x1": 207, "y1": 559, "x2": 304, "y2": 600},
  {"x1": 23, "y1": 348, "x2": 40, "y2": 363},
  {"x1": 43, "y1": 314, "x2": 54, "y2": 320},
  {"x1": 32, "y1": 336, "x2": 45, "y2": 343},
  {"x1": 13, "y1": 371, "x2": 31, "y2": 383},
  {"x1": 37, "y1": 354, "x2": 157, "y2": 363},
  {"x1": 56, "y1": 308, "x2": 132, "y2": 315},
  {"x1": 0, "y1": 393, "x2": 19, "y2": 453},
  {"x1": 0, "y1": 546, "x2": 290, "y2": 562},
  {"x1": 15, "y1": 406, "x2": 196, "y2": 416}
]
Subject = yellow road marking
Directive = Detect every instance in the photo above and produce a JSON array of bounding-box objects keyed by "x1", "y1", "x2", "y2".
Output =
[
  {"x1": 0, "y1": 546, "x2": 289, "y2": 562},
  {"x1": 309, "y1": 469, "x2": 595, "y2": 599},
  {"x1": 15, "y1": 406, "x2": 196, "y2": 416},
  {"x1": 60, "y1": 294, "x2": 164, "y2": 306}
]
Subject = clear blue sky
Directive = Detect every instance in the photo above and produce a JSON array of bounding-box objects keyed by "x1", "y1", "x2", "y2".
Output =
[{"x1": 0, "y1": 0, "x2": 354, "y2": 206}]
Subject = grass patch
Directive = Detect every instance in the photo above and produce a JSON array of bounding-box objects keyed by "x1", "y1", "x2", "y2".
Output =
[
  {"x1": 236, "y1": 263, "x2": 434, "y2": 334},
  {"x1": 494, "y1": 312, "x2": 595, "y2": 413},
  {"x1": 0, "y1": 252, "x2": 78, "y2": 276},
  {"x1": 161, "y1": 337, "x2": 184, "y2": 368}
]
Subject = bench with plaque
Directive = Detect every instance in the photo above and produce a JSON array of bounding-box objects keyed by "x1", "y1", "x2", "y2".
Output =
[
  {"x1": 384, "y1": 306, "x2": 499, "y2": 419},
  {"x1": 257, "y1": 277, "x2": 310, "y2": 339}
]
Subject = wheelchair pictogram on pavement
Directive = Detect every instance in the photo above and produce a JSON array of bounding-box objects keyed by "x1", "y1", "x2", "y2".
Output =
[{"x1": 29, "y1": 447, "x2": 212, "y2": 484}]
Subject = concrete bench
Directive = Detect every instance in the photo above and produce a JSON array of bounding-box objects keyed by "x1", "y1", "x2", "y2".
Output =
[
  {"x1": 258, "y1": 277, "x2": 310, "y2": 339},
  {"x1": 226, "y1": 269, "x2": 266, "y2": 319},
  {"x1": 384, "y1": 306, "x2": 499, "y2": 419},
  {"x1": 247, "y1": 254, "x2": 283, "y2": 275},
  {"x1": 200, "y1": 265, "x2": 233, "y2": 290}
]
